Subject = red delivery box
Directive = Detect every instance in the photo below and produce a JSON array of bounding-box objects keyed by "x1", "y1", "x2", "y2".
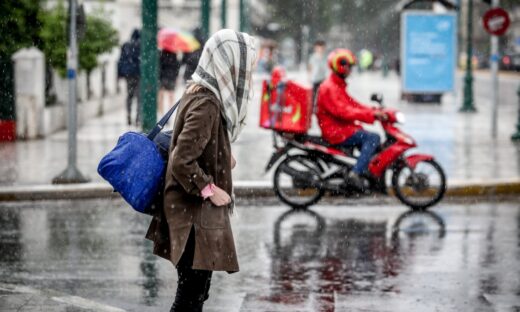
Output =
[{"x1": 259, "y1": 80, "x2": 312, "y2": 134}]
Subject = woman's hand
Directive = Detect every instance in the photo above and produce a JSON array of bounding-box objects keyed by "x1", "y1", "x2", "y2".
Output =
[
  {"x1": 209, "y1": 185, "x2": 232, "y2": 206},
  {"x1": 231, "y1": 154, "x2": 236, "y2": 170}
]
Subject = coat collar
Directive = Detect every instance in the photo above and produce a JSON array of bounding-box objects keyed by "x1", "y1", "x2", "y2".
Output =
[{"x1": 330, "y1": 73, "x2": 347, "y2": 88}]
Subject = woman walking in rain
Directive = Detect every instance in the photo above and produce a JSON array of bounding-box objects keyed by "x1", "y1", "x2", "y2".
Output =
[{"x1": 145, "y1": 29, "x2": 257, "y2": 311}]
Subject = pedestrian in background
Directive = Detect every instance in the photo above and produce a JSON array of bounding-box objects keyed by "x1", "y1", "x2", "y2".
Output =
[
  {"x1": 181, "y1": 27, "x2": 206, "y2": 82},
  {"x1": 117, "y1": 29, "x2": 141, "y2": 126},
  {"x1": 145, "y1": 29, "x2": 257, "y2": 312},
  {"x1": 308, "y1": 40, "x2": 327, "y2": 111},
  {"x1": 158, "y1": 50, "x2": 180, "y2": 115}
]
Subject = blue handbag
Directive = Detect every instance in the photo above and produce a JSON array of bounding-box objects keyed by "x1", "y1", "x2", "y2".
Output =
[{"x1": 97, "y1": 101, "x2": 180, "y2": 214}]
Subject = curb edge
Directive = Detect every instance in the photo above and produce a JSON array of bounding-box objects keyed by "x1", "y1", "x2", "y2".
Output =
[{"x1": 0, "y1": 180, "x2": 519, "y2": 202}]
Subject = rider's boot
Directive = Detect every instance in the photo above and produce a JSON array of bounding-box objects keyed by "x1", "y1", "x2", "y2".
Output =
[{"x1": 346, "y1": 171, "x2": 365, "y2": 192}]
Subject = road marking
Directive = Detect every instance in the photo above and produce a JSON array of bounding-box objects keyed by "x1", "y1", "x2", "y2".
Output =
[{"x1": 0, "y1": 283, "x2": 126, "y2": 312}]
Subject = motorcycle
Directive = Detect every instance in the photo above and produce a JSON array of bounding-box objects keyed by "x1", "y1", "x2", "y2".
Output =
[{"x1": 265, "y1": 93, "x2": 446, "y2": 210}]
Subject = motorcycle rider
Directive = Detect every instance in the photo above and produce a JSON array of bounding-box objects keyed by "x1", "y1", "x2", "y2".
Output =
[{"x1": 316, "y1": 49, "x2": 387, "y2": 191}]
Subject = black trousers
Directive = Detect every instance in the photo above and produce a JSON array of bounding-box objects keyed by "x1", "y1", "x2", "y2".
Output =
[
  {"x1": 312, "y1": 81, "x2": 322, "y2": 113},
  {"x1": 170, "y1": 227, "x2": 212, "y2": 312},
  {"x1": 125, "y1": 76, "x2": 140, "y2": 124}
]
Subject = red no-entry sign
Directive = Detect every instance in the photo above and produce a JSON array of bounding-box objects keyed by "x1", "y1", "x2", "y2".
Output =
[{"x1": 482, "y1": 8, "x2": 510, "y2": 36}]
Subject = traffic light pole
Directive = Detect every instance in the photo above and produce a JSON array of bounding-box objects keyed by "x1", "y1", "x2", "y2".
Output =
[
  {"x1": 201, "y1": 0, "x2": 211, "y2": 39},
  {"x1": 53, "y1": 0, "x2": 89, "y2": 184},
  {"x1": 490, "y1": 0, "x2": 499, "y2": 138},
  {"x1": 141, "y1": 0, "x2": 158, "y2": 132},
  {"x1": 239, "y1": 0, "x2": 248, "y2": 32},
  {"x1": 221, "y1": 0, "x2": 227, "y2": 29},
  {"x1": 460, "y1": 0, "x2": 477, "y2": 112}
]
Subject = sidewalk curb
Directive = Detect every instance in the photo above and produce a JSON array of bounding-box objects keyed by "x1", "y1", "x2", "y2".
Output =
[
  {"x1": 0, "y1": 179, "x2": 519, "y2": 202},
  {"x1": 444, "y1": 179, "x2": 520, "y2": 197}
]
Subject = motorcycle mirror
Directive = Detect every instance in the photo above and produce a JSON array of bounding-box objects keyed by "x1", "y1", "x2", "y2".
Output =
[{"x1": 370, "y1": 93, "x2": 383, "y2": 105}]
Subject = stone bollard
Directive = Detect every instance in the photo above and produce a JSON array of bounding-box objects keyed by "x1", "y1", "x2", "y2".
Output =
[{"x1": 12, "y1": 47, "x2": 45, "y2": 139}]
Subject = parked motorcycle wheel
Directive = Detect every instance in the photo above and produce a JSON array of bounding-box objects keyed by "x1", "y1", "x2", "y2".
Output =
[
  {"x1": 273, "y1": 155, "x2": 325, "y2": 209},
  {"x1": 391, "y1": 159, "x2": 446, "y2": 210}
]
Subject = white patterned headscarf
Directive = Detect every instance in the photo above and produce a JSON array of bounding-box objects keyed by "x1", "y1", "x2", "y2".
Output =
[{"x1": 191, "y1": 29, "x2": 256, "y2": 142}]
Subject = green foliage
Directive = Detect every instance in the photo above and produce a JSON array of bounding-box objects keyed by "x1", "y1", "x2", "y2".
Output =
[
  {"x1": 79, "y1": 14, "x2": 119, "y2": 73},
  {"x1": 38, "y1": 2, "x2": 67, "y2": 76},
  {"x1": 39, "y1": 3, "x2": 119, "y2": 76},
  {"x1": 0, "y1": 0, "x2": 43, "y2": 120},
  {"x1": 0, "y1": 0, "x2": 42, "y2": 57}
]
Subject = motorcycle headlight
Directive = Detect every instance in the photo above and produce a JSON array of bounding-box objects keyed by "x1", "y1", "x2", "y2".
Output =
[{"x1": 395, "y1": 112, "x2": 406, "y2": 124}]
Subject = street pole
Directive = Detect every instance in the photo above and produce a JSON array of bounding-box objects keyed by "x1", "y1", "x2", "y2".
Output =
[
  {"x1": 490, "y1": 0, "x2": 499, "y2": 138},
  {"x1": 141, "y1": 0, "x2": 158, "y2": 132},
  {"x1": 460, "y1": 0, "x2": 477, "y2": 112},
  {"x1": 201, "y1": 0, "x2": 211, "y2": 39},
  {"x1": 53, "y1": 0, "x2": 89, "y2": 184},
  {"x1": 512, "y1": 85, "x2": 520, "y2": 141},
  {"x1": 221, "y1": 0, "x2": 227, "y2": 29},
  {"x1": 239, "y1": 0, "x2": 248, "y2": 33}
]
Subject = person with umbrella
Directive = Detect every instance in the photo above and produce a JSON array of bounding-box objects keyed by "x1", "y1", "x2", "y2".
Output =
[
  {"x1": 158, "y1": 27, "x2": 203, "y2": 82},
  {"x1": 182, "y1": 27, "x2": 206, "y2": 82},
  {"x1": 157, "y1": 27, "x2": 202, "y2": 115}
]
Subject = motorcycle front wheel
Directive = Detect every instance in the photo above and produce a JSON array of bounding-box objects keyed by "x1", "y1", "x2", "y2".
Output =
[
  {"x1": 273, "y1": 155, "x2": 325, "y2": 209},
  {"x1": 391, "y1": 159, "x2": 446, "y2": 210}
]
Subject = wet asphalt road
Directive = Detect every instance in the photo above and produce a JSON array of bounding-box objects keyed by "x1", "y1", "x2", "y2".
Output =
[{"x1": 0, "y1": 198, "x2": 519, "y2": 312}]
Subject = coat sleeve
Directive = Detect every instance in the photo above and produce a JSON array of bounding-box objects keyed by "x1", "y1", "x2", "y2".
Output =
[
  {"x1": 321, "y1": 86, "x2": 376, "y2": 124},
  {"x1": 169, "y1": 99, "x2": 218, "y2": 196}
]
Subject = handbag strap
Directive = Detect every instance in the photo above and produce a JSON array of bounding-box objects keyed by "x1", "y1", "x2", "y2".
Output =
[{"x1": 147, "y1": 100, "x2": 181, "y2": 140}]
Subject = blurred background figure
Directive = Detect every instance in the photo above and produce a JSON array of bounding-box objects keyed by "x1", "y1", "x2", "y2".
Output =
[
  {"x1": 264, "y1": 47, "x2": 277, "y2": 73},
  {"x1": 256, "y1": 39, "x2": 278, "y2": 73},
  {"x1": 158, "y1": 50, "x2": 180, "y2": 115},
  {"x1": 181, "y1": 27, "x2": 206, "y2": 82},
  {"x1": 117, "y1": 29, "x2": 141, "y2": 126},
  {"x1": 308, "y1": 40, "x2": 327, "y2": 111},
  {"x1": 358, "y1": 49, "x2": 374, "y2": 73}
]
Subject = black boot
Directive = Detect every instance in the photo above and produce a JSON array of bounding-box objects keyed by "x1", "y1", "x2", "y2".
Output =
[{"x1": 346, "y1": 171, "x2": 365, "y2": 192}]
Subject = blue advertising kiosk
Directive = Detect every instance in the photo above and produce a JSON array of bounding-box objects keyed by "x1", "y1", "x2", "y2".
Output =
[{"x1": 401, "y1": 0, "x2": 458, "y2": 103}]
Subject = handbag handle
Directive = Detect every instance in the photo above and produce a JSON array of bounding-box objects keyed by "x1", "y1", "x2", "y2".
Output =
[{"x1": 147, "y1": 100, "x2": 181, "y2": 140}]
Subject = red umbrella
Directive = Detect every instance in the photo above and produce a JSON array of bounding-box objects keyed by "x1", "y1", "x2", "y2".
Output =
[{"x1": 158, "y1": 28, "x2": 201, "y2": 53}]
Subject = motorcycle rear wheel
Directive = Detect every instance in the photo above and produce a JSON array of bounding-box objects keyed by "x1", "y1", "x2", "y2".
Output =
[
  {"x1": 391, "y1": 159, "x2": 446, "y2": 210},
  {"x1": 273, "y1": 155, "x2": 325, "y2": 209}
]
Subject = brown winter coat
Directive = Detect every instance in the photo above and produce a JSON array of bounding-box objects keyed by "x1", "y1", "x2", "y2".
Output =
[{"x1": 145, "y1": 86, "x2": 238, "y2": 273}]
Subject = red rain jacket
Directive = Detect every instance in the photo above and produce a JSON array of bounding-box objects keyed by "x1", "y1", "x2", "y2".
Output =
[{"x1": 316, "y1": 73, "x2": 376, "y2": 145}]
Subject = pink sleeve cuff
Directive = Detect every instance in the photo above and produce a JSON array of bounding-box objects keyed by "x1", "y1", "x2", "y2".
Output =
[{"x1": 201, "y1": 183, "x2": 215, "y2": 199}]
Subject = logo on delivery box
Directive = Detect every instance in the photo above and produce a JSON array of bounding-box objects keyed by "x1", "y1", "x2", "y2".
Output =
[
  {"x1": 268, "y1": 103, "x2": 301, "y2": 123},
  {"x1": 269, "y1": 104, "x2": 293, "y2": 114}
]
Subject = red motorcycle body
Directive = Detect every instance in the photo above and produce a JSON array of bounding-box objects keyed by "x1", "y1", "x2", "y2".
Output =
[{"x1": 367, "y1": 109, "x2": 433, "y2": 177}]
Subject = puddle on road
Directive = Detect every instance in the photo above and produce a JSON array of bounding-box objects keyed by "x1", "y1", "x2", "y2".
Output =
[{"x1": 0, "y1": 199, "x2": 519, "y2": 311}]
